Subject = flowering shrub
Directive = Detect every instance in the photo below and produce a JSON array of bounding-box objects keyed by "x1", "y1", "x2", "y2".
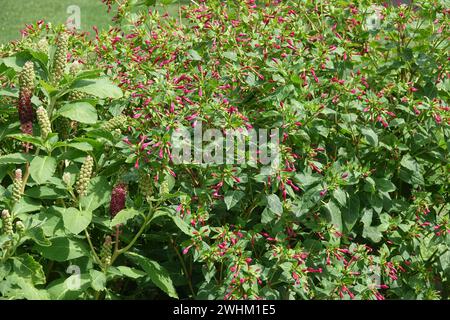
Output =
[{"x1": 0, "y1": 0, "x2": 449, "y2": 300}]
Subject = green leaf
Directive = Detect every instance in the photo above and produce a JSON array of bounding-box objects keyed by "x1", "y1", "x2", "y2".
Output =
[
  {"x1": 399, "y1": 154, "x2": 424, "y2": 185},
  {"x1": 110, "y1": 208, "x2": 142, "y2": 227},
  {"x1": 126, "y1": 252, "x2": 178, "y2": 299},
  {"x1": 324, "y1": 201, "x2": 342, "y2": 232},
  {"x1": 29, "y1": 156, "x2": 57, "y2": 184},
  {"x1": 400, "y1": 154, "x2": 419, "y2": 171},
  {"x1": 361, "y1": 208, "x2": 383, "y2": 243},
  {"x1": 369, "y1": 193, "x2": 383, "y2": 214},
  {"x1": 35, "y1": 237, "x2": 89, "y2": 262},
  {"x1": 80, "y1": 176, "x2": 111, "y2": 212},
  {"x1": 261, "y1": 208, "x2": 275, "y2": 224},
  {"x1": 399, "y1": 167, "x2": 424, "y2": 185},
  {"x1": 89, "y1": 269, "x2": 106, "y2": 291},
  {"x1": 267, "y1": 194, "x2": 283, "y2": 215},
  {"x1": 7, "y1": 134, "x2": 43, "y2": 147},
  {"x1": 33, "y1": 208, "x2": 65, "y2": 237},
  {"x1": 26, "y1": 185, "x2": 67, "y2": 199},
  {"x1": 224, "y1": 190, "x2": 244, "y2": 210},
  {"x1": 170, "y1": 214, "x2": 193, "y2": 236},
  {"x1": 6, "y1": 275, "x2": 50, "y2": 300},
  {"x1": 332, "y1": 188, "x2": 347, "y2": 207},
  {"x1": 342, "y1": 195, "x2": 360, "y2": 232},
  {"x1": 12, "y1": 197, "x2": 42, "y2": 215},
  {"x1": 0, "y1": 52, "x2": 32, "y2": 71},
  {"x1": 246, "y1": 73, "x2": 256, "y2": 87},
  {"x1": 187, "y1": 49, "x2": 202, "y2": 61},
  {"x1": 223, "y1": 51, "x2": 237, "y2": 61},
  {"x1": 439, "y1": 250, "x2": 450, "y2": 272},
  {"x1": 58, "y1": 102, "x2": 98, "y2": 124},
  {"x1": 25, "y1": 227, "x2": 51, "y2": 246},
  {"x1": 61, "y1": 207, "x2": 92, "y2": 235},
  {"x1": 374, "y1": 178, "x2": 396, "y2": 193},
  {"x1": 40, "y1": 80, "x2": 58, "y2": 97},
  {"x1": 361, "y1": 127, "x2": 378, "y2": 147},
  {"x1": 71, "y1": 78, "x2": 123, "y2": 99},
  {"x1": 108, "y1": 266, "x2": 146, "y2": 280},
  {"x1": 46, "y1": 273, "x2": 91, "y2": 299},
  {"x1": 0, "y1": 152, "x2": 32, "y2": 164},
  {"x1": 67, "y1": 142, "x2": 94, "y2": 152},
  {"x1": 363, "y1": 226, "x2": 383, "y2": 243},
  {"x1": 12, "y1": 254, "x2": 46, "y2": 285}
]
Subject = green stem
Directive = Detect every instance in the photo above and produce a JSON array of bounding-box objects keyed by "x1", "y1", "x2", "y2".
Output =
[
  {"x1": 110, "y1": 211, "x2": 153, "y2": 265},
  {"x1": 47, "y1": 96, "x2": 57, "y2": 119},
  {"x1": 1, "y1": 235, "x2": 22, "y2": 262},
  {"x1": 85, "y1": 229, "x2": 102, "y2": 266},
  {"x1": 171, "y1": 237, "x2": 195, "y2": 297}
]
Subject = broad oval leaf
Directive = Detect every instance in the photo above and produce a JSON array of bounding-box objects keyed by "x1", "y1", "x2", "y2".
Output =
[
  {"x1": 267, "y1": 194, "x2": 283, "y2": 215},
  {"x1": 29, "y1": 156, "x2": 57, "y2": 184},
  {"x1": 224, "y1": 190, "x2": 244, "y2": 210},
  {"x1": 58, "y1": 102, "x2": 98, "y2": 124},
  {"x1": 110, "y1": 208, "x2": 142, "y2": 227},
  {"x1": 71, "y1": 78, "x2": 123, "y2": 99},
  {"x1": 126, "y1": 252, "x2": 178, "y2": 299},
  {"x1": 35, "y1": 237, "x2": 89, "y2": 262},
  {"x1": 61, "y1": 207, "x2": 92, "y2": 235}
]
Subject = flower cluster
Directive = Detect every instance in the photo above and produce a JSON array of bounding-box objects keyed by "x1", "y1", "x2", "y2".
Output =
[
  {"x1": 17, "y1": 61, "x2": 35, "y2": 137},
  {"x1": 75, "y1": 155, "x2": 94, "y2": 196}
]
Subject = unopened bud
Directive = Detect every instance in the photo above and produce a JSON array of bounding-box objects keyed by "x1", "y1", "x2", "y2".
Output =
[
  {"x1": 68, "y1": 90, "x2": 87, "y2": 101},
  {"x1": 100, "y1": 235, "x2": 112, "y2": 268},
  {"x1": 1, "y1": 209, "x2": 13, "y2": 236},
  {"x1": 52, "y1": 32, "x2": 69, "y2": 84},
  {"x1": 139, "y1": 172, "x2": 153, "y2": 200},
  {"x1": 36, "y1": 38, "x2": 49, "y2": 53},
  {"x1": 69, "y1": 61, "x2": 82, "y2": 75},
  {"x1": 62, "y1": 172, "x2": 72, "y2": 187},
  {"x1": 101, "y1": 115, "x2": 128, "y2": 131},
  {"x1": 160, "y1": 176, "x2": 170, "y2": 196},
  {"x1": 12, "y1": 169, "x2": 23, "y2": 203},
  {"x1": 19, "y1": 61, "x2": 35, "y2": 93},
  {"x1": 75, "y1": 156, "x2": 94, "y2": 196},
  {"x1": 18, "y1": 61, "x2": 35, "y2": 136},
  {"x1": 54, "y1": 117, "x2": 71, "y2": 140},
  {"x1": 15, "y1": 220, "x2": 25, "y2": 233},
  {"x1": 36, "y1": 106, "x2": 52, "y2": 139}
]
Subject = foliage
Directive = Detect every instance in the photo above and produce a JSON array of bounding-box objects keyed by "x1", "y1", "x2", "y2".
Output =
[{"x1": 0, "y1": 0, "x2": 449, "y2": 300}]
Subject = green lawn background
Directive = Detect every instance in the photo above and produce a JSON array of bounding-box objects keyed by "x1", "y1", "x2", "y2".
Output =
[{"x1": 0, "y1": 0, "x2": 185, "y2": 44}]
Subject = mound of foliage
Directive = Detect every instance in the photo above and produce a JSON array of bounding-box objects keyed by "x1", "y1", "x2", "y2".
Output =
[{"x1": 0, "y1": 0, "x2": 449, "y2": 300}]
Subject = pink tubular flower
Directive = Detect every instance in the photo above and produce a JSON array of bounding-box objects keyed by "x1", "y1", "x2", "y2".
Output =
[
  {"x1": 305, "y1": 267, "x2": 323, "y2": 273},
  {"x1": 286, "y1": 179, "x2": 300, "y2": 191},
  {"x1": 310, "y1": 68, "x2": 319, "y2": 83},
  {"x1": 434, "y1": 113, "x2": 442, "y2": 124},
  {"x1": 182, "y1": 245, "x2": 193, "y2": 255}
]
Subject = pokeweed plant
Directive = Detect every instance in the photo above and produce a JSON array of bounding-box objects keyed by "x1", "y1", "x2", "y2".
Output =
[
  {"x1": 0, "y1": 0, "x2": 449, "y2": 300},
  {"x1": 0, "y1": 26, "x2": 177, "y2": 300}
]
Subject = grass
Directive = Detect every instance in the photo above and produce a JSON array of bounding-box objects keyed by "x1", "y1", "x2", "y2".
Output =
[
  {"x1": 0, "y1": 0, "x2": 112, "y2": 44},
  {"x1": 0, "y1": 0, "x2": 186, "y2": 44}
]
